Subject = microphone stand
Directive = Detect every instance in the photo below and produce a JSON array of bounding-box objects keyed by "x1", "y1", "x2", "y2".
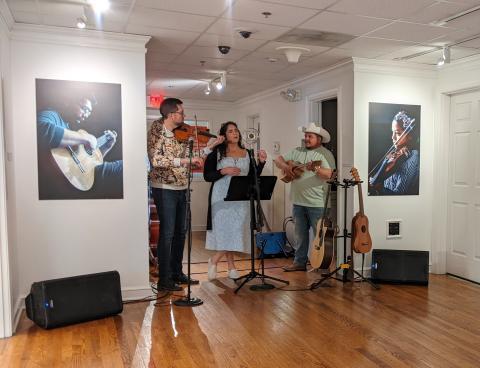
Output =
[{"x1": 174, "y1": 138, "x2": 203, "y2": 307}]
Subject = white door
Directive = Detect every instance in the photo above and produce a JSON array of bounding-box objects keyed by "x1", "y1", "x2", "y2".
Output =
[{"x1": 447, "y1": 90, "x2": 480, "y2": 282}]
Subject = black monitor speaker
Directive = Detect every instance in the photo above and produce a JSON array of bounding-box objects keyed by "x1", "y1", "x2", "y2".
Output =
[
  {"x1": 371, "y1": 249, "x2": 429, "y2": 285},
  {"x1": 25, "y1": 270, "x2": 123, "y2": 329}
]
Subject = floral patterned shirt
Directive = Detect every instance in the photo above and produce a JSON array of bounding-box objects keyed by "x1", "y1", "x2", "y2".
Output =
[{"x1": 147, "y1": 119, "x2": 190, "y2": 189}]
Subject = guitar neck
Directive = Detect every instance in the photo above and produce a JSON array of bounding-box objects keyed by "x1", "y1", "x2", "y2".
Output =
[{"x1": 357, "y1": 182, "x2": 364, "y2": 215}]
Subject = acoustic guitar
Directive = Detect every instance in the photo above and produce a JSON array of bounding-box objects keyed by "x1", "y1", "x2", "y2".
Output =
[
  {"x1": 280, "y1": 160, "x2": 322, "y2": 183},
  {"x1": 51, "y1": 129, "x2": 115, "y2": 191},
  {"x1": 309, "y1": 170, "x2": 336, "y2": 270},
  {"x1": 350, "y1": 167, "x2": 373, "y2": 253}
]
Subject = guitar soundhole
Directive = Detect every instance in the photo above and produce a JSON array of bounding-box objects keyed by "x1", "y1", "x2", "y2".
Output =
[{"x1": 361, "y1": 225, "x2": 367, "y2": 233}]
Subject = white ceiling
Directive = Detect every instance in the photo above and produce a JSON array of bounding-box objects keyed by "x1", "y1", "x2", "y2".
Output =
[{"x1": 5, "y1": 0, "x2": 480, "y2": 102}]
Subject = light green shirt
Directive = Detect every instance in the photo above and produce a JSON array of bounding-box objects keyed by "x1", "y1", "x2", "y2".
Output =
[{"x1": 283, "y1": 146, "x2": 336, "y2": 207}]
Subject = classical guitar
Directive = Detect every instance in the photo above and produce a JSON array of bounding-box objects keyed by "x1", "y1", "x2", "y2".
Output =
[
  {"x1": 280, "y1": 160, "x2": 322, "y2": 183},
  {"x1": 51, "y1": 129, "x2": 115, "y2": 191},
  {"x1": 350, "y1": 167, "x2": 373, "y2": 253},
  {"x1": 309, "y1": 170, "x2": 337, "y2": 270}
]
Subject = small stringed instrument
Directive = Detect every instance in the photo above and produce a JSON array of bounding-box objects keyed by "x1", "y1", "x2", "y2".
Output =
[
  {"x1": 51, "y1": 129, "x2": 115, "y2": 191},
  {"x1": 309, "y1": 170, "x2": 337, "y2": 269},
  {"x1": 280, "y1": 160, "x2": 322, "y2": 183},
  {"x1": 350, "y1": 167, "x2": 373, "y2": 253}
]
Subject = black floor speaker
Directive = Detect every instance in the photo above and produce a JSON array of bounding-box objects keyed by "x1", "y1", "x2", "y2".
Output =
[
  {"x1": 371, "y1": 249, "x2": 429, "y2": 285},
  {"x1": 25, "y1": 270, "x2": 123, "y2": 329}
]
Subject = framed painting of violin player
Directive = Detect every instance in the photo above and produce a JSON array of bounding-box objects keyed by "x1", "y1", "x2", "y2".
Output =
[
  {"x1": 368, "y1": 102, "x2": 420, "y2": 196},
  {"x1": 36, "y1": 79, "x2": 123, "y2": 200}
]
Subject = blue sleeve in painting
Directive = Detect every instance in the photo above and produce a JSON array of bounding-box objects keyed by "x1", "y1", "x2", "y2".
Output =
[{"x1": 37, "y1": 110, "x2": 68, "y2": 148}]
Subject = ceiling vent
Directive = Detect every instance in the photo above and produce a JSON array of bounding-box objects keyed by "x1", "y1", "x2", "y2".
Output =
[{"x1": 275, "y1": 29, "x2": 355, "y2": 48}]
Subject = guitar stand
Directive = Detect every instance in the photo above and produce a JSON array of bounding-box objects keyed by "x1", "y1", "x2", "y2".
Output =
[{"x1": 310, "y1": 178, "x2": 379, "y2": 291}]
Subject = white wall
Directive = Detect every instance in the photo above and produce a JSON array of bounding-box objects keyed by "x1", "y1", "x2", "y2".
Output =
[
  {"x1": 0, "y1": 5, "x2": 13, "y2": 338},
  {"x1": 6, "y1": 25, "x2": 150, "y2": 328},
  {"x1": 353, "y1": 59, "x2": 437, "y2": 267}
]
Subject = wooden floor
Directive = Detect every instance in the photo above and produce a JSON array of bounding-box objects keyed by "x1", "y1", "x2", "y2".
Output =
[{"x1": 1, "y1": 260, "x2": 480, "y2": 368}]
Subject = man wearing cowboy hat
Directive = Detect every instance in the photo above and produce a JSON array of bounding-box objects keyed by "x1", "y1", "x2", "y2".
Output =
[{"x1": 274, "y1": 122, "x2": 335, "y2": 272}]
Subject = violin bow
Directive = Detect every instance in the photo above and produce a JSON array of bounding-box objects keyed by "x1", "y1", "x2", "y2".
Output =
[
  {"x1": 194, "y1": 114, "x2": 200, "y2": 155},
  {"x1": 368, "y1": 119, "x2": 415, "y2": 177}
]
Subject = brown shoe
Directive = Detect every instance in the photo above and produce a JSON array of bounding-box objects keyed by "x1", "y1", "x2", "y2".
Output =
[{"x1": 283, "y1": 263, "x2": 307, "y2": 272}]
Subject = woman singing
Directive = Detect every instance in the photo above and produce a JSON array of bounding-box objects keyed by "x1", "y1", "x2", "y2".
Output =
[{"x1": 203, "y1": 121, "x2": 266, "y2": 280}]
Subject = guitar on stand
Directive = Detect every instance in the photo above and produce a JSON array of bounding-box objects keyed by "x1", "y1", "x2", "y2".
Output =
[
  {"x1": 309, "y1": 170, "x2": 337, "y2": 270},
  {"x1": 310, "y1": 169, "x2": 379, "y2": 290},
  {"x1": 350, "y1": 167, "x2": 373, "y2": 254}
]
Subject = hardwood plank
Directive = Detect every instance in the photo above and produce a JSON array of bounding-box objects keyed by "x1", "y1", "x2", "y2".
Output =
[{"x1": 2, "y1": 260, "x2": 480, "y2": 367}]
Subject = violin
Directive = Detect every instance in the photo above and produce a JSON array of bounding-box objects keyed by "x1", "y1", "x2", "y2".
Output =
[
  {"x1": 173, "y1": 123, "x2": 217, "y2": 144},
  {"x1": 384, "y1": 146, "x2": 410, "y2": 173}
]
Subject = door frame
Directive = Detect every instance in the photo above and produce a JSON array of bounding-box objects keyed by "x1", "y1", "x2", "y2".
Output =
[{"x1": 431, "y1": 85, "x2": 480, "y2": 274}]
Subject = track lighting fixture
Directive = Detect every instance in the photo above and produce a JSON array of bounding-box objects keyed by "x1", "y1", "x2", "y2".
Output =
[
  {"x1": 204, "y1": 83, "x2": 211, "y2": 95},
  {"x1": 76, "y1": 15, "x2": 87, "y2": 29},
  {"x1": 437, "y1": 46, "x2": 451, "y2": 66}
]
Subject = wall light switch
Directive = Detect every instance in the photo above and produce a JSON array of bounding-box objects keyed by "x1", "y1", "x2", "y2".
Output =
[{"x1": 273, "y1": 141, "x2": 280, "y2": 153}]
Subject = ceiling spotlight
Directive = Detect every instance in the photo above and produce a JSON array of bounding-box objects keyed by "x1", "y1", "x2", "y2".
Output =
[
  {"x1": 76, "y1": 16, "x2": 87, "y2": 29},
  {"x1": 437, "y1": 46, "x2": 450, "y2": 66},
  {"x1": 88, "y1": 0, "x2": 110, "y2": 14},
  {"x1": 204, "y1": 83, "x2": 211, "y2": 95}
]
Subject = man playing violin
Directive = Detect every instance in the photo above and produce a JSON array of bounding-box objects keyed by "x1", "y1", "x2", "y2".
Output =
[
  {"x1": 148, "y1": 98, "x2": 223, "y2": 291},
  {"x1": 369, "y1": 111, "x2": 419, "y2": 195},
  {"x1": 274, "y1": 123, "x2": 335, "y2": 272}
]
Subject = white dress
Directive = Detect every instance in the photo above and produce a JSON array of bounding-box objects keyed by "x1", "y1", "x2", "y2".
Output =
[{"x1": 205, "y1": 154, "x2": 250, "y2": 253}]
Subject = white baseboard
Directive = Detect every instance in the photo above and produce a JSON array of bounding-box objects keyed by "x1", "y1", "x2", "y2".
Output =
[{"x1": 13, "y1": 285, "x2": 153, "y2": 333}]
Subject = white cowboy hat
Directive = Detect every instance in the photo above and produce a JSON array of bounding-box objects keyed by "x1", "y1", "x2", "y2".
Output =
[{"x1": 298, "y1": 122, "x2": 331, "y2": 143}]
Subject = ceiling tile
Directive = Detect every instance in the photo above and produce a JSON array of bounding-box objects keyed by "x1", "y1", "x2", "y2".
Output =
[
  {"x1": 409, "y1": 46, "x2": 480, "y2": 64},
  {"x1": 146, "y1": 51, "x2": 179, "y2": 63},
  {"x1": 301, "y1": 11, "x2": 392, "y2": 36},
  {"x1": 377, "y1": 45, "x2": 439, "y2": 60},
  {"x1": 206, "y1": 18, "x2": 291, "y2": 40},
  {"x1": 456, "y1": 36, "x2": 480, "y2": 48},
  {"x1": 226, "y1": 0, "x2": 320, "y2": 27},
  {"x1": 194, "y1": 34, "x2": 267, "y2": 51},
  {"x1": 129, "y1": 7, "x2": 215, "y2": 32},
  {"x1": 441, "y1": 8, "x2": 480, "y2": 31},
  {"x1": 329, "y1": 0, "x2": 436, "y2": 20},
  {"x1": 297, "y1": 50, "x2": 350, "y2": 67},
  {"x1": 228, "y1": 59, "x2": 288, "y2": 72},
  {"x1": 338, "y1": 37, "x2": 416, "y2": 54},
  {"x1": 9, "y1": 11, "x2": 41, "y2": 24},
  {"x1": 402, "y1": 2, "x2": 476, "y2": 25},
  {"x1": 367, "y1": 22, "x2": 454, "y2": 43},
  {"x1": 146, "y1": 39, "x2": 190, "y2": 54},
  {"x1": 173, "y1": 55, "x2": 236, "y2": 69},
  {"x1": 7, "y1": 0, "x2": 37, "y2": 13},
  {"x1": 320, "y1": 46, "x2": 383, "y2": 59},
  {"x1": 126, "y1": 24, "x2": 201, "y2": 44},
  {"x1": 135, "y1": 0, "x2": 231, "y2": 17},
  {"x1": 254, "y1": 0, "x2": 338, "y2": 10},
  {"x1": 429, "y1": 29, "x2": 480, "y2": 46}
]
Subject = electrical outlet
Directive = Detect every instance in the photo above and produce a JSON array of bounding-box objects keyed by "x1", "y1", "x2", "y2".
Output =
[{"x1": 273, "y1": 141, "x2": 280, "y2": 153}]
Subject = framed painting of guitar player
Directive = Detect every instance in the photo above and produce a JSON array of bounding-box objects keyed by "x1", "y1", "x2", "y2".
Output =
[
  {"x1": 368, "y1": 102, "x2": 420, "y2": 196},
  {"x1": 36, "y1": 79, "x2": 123, "y2": 200}
]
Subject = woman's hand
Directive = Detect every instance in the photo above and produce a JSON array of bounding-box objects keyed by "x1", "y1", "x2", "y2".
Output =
[
  {"x1": 220, "y1": 167, "x2": 241, "y2": 176},
  {"x1": 207, "y1": 136, "x2": 225, "y2": 150},
  {"x1": 257, "y1": 149, "x2": 267, "y2": 163}
]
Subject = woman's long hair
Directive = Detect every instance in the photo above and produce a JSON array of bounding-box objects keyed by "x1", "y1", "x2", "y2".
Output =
[{"x1": 218, "y1": 121, "x2": 245, "y2": 160}]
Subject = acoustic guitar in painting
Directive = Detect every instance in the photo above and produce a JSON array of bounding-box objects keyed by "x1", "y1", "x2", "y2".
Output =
[
  {"x1": 309, "y1": 170, "x2": 337, "y2": 270},
  {"x1": 51, "y1": 129, "x2": 116, "y2": 191},
  {"x1": 281, "y1": 160, "x2": 322, "y2": 183},
  {"x1": 350, "y1": 167, "x2": 373, "y2": 253}
]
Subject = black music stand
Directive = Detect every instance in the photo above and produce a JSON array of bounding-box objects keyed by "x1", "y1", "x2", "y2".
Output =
[
  {"x1": 310, "y1": 178, "x2": 379, "y2": 290},
  {"x1": 225, "y1": 175, "x2": 289, "y2": 293}
]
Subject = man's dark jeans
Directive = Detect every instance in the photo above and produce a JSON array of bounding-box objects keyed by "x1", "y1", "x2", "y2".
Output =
[{"x1": 151, "y1": 187, "x2": 187, "y2": 285}]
